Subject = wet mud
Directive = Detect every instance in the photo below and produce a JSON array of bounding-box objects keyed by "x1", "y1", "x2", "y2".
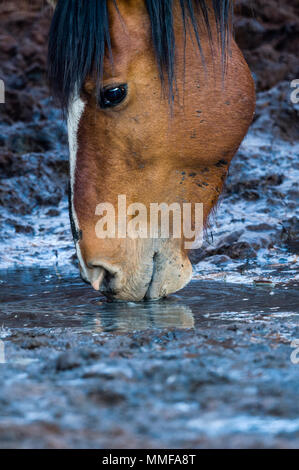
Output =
[
  {"x1": 0, "y1": 268, "x2": 298, "y2": 448},
  {"x1": 0, "y1": 0, "x2": 298, "y2": 449}
]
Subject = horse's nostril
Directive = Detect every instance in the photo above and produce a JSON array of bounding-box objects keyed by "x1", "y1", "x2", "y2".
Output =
[
  {"x1": 88, "y1": 261, "x2": 119, "y2": 293},
  {"x1": 89, "y1": 267, "x2": 105, "y2": 291},
  {"x1": 103, "y1": 270, "x2": 113, "y2": 285}
]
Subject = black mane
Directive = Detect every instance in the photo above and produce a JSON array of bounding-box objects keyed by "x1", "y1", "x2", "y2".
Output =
[{"x1": 48, "y1": 0, "x2": 232, "y2": 110}]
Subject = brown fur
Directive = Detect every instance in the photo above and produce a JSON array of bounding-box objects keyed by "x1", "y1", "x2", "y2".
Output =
[{"x1": 51, "y1": 0, "x2": 255, "y2": 300}]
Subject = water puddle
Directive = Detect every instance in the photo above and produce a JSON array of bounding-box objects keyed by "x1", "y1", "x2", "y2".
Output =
[{"x1": 0, "y1": 267, "x2": 298, "y2": 333}]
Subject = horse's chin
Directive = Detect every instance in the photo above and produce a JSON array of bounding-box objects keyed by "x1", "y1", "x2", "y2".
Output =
[{"x1": 144, "y1": 252, "x2": 193, "y2": 301}]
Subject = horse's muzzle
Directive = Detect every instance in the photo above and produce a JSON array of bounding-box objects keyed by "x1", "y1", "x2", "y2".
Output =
[{"x1": 84, "y1": 243, "x2": 192, "y2": 301}]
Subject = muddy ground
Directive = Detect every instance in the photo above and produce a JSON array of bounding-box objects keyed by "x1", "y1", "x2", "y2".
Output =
[
  {"x1": 0, "y1": 0, "x2": 298, "y2": 449},
  {"x1": 0, "y1": 268, "x2": 299, "y2": 448}
]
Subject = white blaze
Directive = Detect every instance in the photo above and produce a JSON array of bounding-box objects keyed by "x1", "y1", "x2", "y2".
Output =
[{"x1": 67, "y1": 97, "x2": 88, "y2": 279}]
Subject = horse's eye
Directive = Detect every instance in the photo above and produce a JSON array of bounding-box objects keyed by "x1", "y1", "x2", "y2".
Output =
[{"x1": 99, "y1": 84, "x2": 128, "y2": 108}]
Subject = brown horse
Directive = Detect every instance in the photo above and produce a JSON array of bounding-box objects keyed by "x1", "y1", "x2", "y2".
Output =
[{"x1": 48, "y1": 0, "x2": 255, "y2": 301}]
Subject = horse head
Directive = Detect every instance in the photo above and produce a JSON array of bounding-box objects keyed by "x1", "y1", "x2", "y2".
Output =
[{"x1": 48, "y1": 0, "x2": 255, "y2": 301}]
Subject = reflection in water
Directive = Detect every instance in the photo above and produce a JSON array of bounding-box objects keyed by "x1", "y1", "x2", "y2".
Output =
[
  {"x1": 0, "y1": 266, "x2": 298, "y2": 333},
  {"x1": 92, "y1": 301, "x2": 194, "y2": 332},
  {"x1": 0, "y1": 267, "x2": 195, "y2": 332}
]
